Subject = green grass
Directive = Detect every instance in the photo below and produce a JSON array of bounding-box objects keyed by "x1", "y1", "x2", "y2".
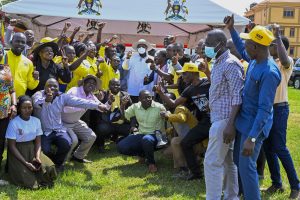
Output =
[{"x1": 0, "y1": 88, "x2": 300, "y2": 200}]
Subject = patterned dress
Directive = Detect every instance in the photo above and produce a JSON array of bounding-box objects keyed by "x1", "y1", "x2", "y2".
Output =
[{"x1": 0, "y1": 65, "x2": 14, "y2": 119}]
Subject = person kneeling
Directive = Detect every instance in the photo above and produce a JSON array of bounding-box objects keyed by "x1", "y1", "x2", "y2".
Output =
[
  {"x1": 6, "y1": 95, "x2": 57, "y2": 189},
  {"x1": 117, "y1": 90, "x2": 166, "y2": 173}
]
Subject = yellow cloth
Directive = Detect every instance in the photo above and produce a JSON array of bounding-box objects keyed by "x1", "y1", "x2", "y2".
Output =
[
  {"x1": 167, "y1": 106, "x2": 198, "y2": 128},
  {"x1": 167, "y1": 105, "x2": 208, "y2": 148},
  {"x1": 98, "y1": 46, "x2": 105, "y2": 59},
  {"x1": 110, "y1": 92, "x2": 124, "y2": 124},
  {"x1": 5, "y1": 50, "x2": 39, "y2": 97},
  {"x1": 99, "y1": 62, "x2": 120, "y2": 91},
  {"x1": 241, "y1": 60, "x2": 249, "y2": 75}
]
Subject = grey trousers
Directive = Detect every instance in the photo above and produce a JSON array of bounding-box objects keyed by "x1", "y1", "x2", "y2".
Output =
[{"x1": 64, "y1": 120, "x2": 96, "y2": 160}]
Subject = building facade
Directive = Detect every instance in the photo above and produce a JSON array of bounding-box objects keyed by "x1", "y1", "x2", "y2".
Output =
[{"x1": 244, "y1": 0, "x2": 300, "y2": 59}]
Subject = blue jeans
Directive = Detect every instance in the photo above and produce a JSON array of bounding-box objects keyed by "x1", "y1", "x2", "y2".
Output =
[
  {"x1": 234, "y1": 131, "x2": 265, "y2": 200},
  {"x1": 41, "y1": 131, "x2": 71, "y2": 166},
  {"x1": 117, "y1": 133, "x2": 157, "y2": 164},
  {"x1": 263, "y1": 105, "x2": 300, "y2": 190}
]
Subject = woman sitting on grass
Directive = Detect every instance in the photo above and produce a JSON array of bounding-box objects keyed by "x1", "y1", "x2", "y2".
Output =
[{"x1": 5, "y1": 95, "x2": 57, "y2": 189}]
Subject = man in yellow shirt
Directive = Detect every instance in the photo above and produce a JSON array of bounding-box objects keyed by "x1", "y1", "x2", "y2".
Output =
[
  {"x1": 4, "y1": 33, "x2": 39, "y2": 97},
  {"x1": 99, "y1": 55, "x2": 120, "y2": 91}
]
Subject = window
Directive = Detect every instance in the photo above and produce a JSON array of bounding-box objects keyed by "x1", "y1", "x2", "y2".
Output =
[
  {"x1": 290, "y1": 28, "x2": 295, "y2": 37},
  {"x1": 279, "y1": 28, "x2": 285, "y2": 36},
  {"x1": 289, "y1": 47, "x2": 295, "y2": 56},
  {"x1": 283, "y1": 8, "x2": 294, "y2": 18}
]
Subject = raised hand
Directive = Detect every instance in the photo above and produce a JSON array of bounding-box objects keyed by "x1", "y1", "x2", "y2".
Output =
[
  {"x1": 224, "y1": 14, "x2": 234, "y2": 30},
  {"x1": 32, "y1": 66, "x2": 39, "y2": 80},
  {"x1": 74, "y1": 26, "x2": 81, "y2": 33},
  {"x1": 272, "y1": 23, "x2": 281, "y2": 38},
  {"x1": 45, "y1": 88, "x2": 53, "y2": 103},
  {"x1": 126, "y1": 50, "x2": 133, "y2": 59},
  {"x1": 107, "y1": 91, "x2": 115, "y2": 105},
  {"x1": 197, "y1": 58, "x2": 209, "y2": 73},
  {"x1": 120, "y1": 96, "x2": 130, "y2": 107},
  {"x1": 97, "y1": 22, "x2": 106, "y2": 29}
]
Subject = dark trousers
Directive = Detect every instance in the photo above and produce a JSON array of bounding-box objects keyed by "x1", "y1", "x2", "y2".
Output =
[
  {"x1": 256, "y1": 148, "x2": 266, "y2": 177},
  {"x1": 181, "y1": 121, "x2": 210, "y2": 175},
  {"x1": 41, "y1": 132, "x2": 71, "y2": 166},
  {"x1": 96, "y1": 121, "x2": 131, "y2": 147},
  {"x1": 0, "y1": 117, "x2": 10, "y2": 164},
  {"x1": 263, "y1": 104, "x2": 300, "y2": 190},
  {"x1": 117, "y1": 133, "x2": 158, "y2": 164}
]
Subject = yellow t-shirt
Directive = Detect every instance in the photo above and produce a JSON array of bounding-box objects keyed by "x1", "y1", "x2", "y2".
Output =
[
  {"x1": 99, "y1": 62, "x2": 120, "y2": 91},
  {"x1": 85, "y1": 56, "x2": 98, "y2": 76},
  {"x1": 5, "y1": 50, "x2": 39, "y2": 97}
]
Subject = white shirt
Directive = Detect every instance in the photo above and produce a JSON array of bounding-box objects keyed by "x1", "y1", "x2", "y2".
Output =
[
  {"x1": 6, "y1": 116, "x2": 43, "y2": 142},
  {"x1": 123, "y1": 53, "x2": 154, "y2": 96}
]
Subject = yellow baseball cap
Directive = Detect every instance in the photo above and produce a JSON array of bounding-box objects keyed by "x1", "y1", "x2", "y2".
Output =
[
  {"x1": 240, "y1": 25, "x2": 275, "y2": 46},
  {"x1": 177, "y1": 63, "x2": 199, "y2": 73}
]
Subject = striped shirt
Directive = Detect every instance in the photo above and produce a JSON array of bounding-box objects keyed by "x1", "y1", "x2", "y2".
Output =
[{"x1": 209, "y1": 50, "x2": 244, "y2": 123}]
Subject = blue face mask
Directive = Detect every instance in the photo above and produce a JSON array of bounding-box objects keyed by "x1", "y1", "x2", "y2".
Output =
[{"x1": 204, "y1": 42, "x2": 221, "y2": 59}]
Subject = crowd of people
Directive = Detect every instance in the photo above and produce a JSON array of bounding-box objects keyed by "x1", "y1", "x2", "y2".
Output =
[{"x1": 0, "y1": 13, "x2": 299, "y2": 200}]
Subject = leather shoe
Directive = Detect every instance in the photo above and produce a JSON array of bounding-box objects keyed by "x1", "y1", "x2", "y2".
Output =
[{"x1": 266, "y1": 185, "x2": 284, "y2": 194}]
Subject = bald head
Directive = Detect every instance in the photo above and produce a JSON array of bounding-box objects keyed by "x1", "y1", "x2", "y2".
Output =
[
  {"x1": 204, "y1": 29, "x2": 227, "y2": 58},
  {"x1": 11, "y1": 33, "x2": 27, "y2": 56},
  {"x1": 45, "y1": 78, "x2": 59, "y2": 96},
  {"x1": 206, "y1": 29, "x2": 227, "y2": 46}
]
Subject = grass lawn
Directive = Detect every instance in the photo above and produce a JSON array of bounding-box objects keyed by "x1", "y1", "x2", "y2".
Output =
[{"x1": 0, "y1": 88, "x2": 299, "y2": 200}]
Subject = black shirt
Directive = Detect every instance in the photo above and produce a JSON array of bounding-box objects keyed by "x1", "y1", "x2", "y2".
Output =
[
  {"x1": 28, "y1": 60, "x2": 71, "y2": 96},
  {"x1": 181, "y1": 78, "x2": 210, "y2": 122}
]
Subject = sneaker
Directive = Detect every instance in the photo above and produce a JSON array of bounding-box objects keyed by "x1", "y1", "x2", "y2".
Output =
[
  {"x1": 266, "y1": 185, "x2": 284, "y2": 194},
  {"x1": 148, "y1": 164, "x2": 158, "y2": 173},
  {"x1": 71, "y1": 156, "x2": 93, "y2": 163},
  {"x1": 155, "y1": 130, "x2": 168, "y2": 149},
  {"x1": 289, "y1": 189, "x2": 300, "y2": 199}
]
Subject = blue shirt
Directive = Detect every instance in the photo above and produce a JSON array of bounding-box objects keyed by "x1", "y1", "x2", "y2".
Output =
[{"x1": 230, "y1": 28, "x2": 281, "y2": 138}]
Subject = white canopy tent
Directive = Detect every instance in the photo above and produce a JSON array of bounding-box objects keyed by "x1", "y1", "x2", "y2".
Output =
[{"x1": 2, "y1": 0, "x2": 249, "y2": 48}]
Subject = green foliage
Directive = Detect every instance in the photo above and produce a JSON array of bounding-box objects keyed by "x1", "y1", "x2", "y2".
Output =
[{"x1": 0, "y1": 88, "x2": 299, "y2": 200}]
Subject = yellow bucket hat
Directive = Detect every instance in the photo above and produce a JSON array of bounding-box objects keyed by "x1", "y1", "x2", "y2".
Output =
[{"x1": 240, "y1": 25, "x2": 275, "y2": 46}]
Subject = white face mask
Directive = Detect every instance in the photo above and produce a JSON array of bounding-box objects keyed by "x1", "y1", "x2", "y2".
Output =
[{"x1": 138, "y1": 47, "x2": 146, "y2": 54}]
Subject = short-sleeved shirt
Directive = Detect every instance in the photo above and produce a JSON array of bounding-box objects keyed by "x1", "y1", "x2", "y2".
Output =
[
  {"x1": 6, "y1": 116, "x2": 43, "y2": 142},
  {"x1": 274, "y1": 57, "x2": 293, "y2": 104},
  {"x1": 181, "y1": 78, "x2": 210, "y2": 122},
  {"x1": 125, "y1": 101, "x2": 166, "y2": 134},
  {"x1": 0, "y1": 65, "x2": 14, "y2": 119}
]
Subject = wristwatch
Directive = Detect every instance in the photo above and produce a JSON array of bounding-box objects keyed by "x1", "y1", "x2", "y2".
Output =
[{"x1": 248, "y1": 137, "x2": 256, "y2": 143}]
